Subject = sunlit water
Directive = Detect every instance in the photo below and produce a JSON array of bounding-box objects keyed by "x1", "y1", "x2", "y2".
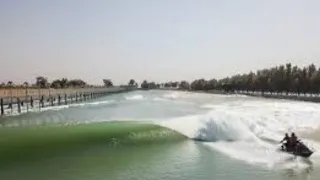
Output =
[{"x1": 1, "y1": 90, "x2": 320, "y2": 180}]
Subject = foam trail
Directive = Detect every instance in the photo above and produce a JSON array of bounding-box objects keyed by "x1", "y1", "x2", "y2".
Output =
[
  {"x1": 158, "y1": 103, "x2": 320, "y2": 170},
  {"x1": 125, "y1": 95, "x2": 144, "y2": 100},
  {"x1": 163, "y1": 92, "x2": 180, "y2": 99}
]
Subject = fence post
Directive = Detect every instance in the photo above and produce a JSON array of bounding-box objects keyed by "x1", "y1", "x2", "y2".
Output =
[
  {"x1": 38, "y1": 88, "x2": 41, "y2": 111},
  {"x1": 65, "y1": 94, "x2": 67, "y2": 105},
  {"x1": 76, "y1": 93, "x2": 78, "y2": 102},
  {"x1": 30, "y1": 96, "x2": 34, "y2": 108},
  {"x1": 41, "y1": 95, "x2": 44, "y2": 108},
  {"x1": 58, "y1": 95, "x2": 61, "y2": 105},
  {"x1": 70, "y1": 95, "x2": 73, "y2": 103},
  {"x1": 0, "y1": 98, "x2": 4, "y2": 115},
  {"x1": 51, "y1": 96, "x2": 54, "y2": 106},
  {"x1": 10, "y1": 98, "x2": 13, "y2": 114},
  {"x1": 26, "y1": 89, "x2": 29, "y2": 113},
  {"x1": 26, "y1": 97, "x2": 29, "y2": 112},
  {"x1": 17, "y1": 98, "x2": 21, "y2": 113}
]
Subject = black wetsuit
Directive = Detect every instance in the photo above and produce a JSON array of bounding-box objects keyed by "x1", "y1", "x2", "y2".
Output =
[{"x1": 281, "y1": 136, "x2": 290, "y2": 150}]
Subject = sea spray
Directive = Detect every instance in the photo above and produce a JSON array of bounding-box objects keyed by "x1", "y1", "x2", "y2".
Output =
[{"x1": 157, "y1": 105, "x2": 320, "y2": 169}]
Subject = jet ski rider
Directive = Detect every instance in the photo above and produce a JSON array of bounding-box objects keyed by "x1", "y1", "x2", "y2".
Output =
[
  {"x1": 290, "y1": 132, "x2": 299, "y2": 148},
  {"x1": 280, "y1": 133, "x2": 290, "y2": 150},
  {"x1": 280, "y1": 132, "x2": 299, "y2": 151}
]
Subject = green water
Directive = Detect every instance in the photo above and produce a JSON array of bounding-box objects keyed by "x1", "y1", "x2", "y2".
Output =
[
  {"x1": 0, "y1": 138, "x2": 316, "y2": 180},
  {"x1": 1, "y1": 90, "x2": 320, "y2": 180}
]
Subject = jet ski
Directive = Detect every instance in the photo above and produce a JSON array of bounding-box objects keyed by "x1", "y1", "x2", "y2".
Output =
[{"x1": 280, "y1": 140, "x2": 314, "y2": 158}]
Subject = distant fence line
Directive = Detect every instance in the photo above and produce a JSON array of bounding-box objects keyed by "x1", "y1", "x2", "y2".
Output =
[{"x1": 0, "y1": 86, "x2": 134, "y2": 116}]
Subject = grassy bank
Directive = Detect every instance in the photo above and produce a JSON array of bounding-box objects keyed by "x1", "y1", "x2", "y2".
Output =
[{"x1": 0, "y1": 121, "x2": 187, "y2": 166}]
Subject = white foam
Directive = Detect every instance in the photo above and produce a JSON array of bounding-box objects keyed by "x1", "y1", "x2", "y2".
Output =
[
  {"x1": 200, "y1": 104, "x2": 216, "y2": 109},
  {"x1": 163, "y1": 92, "x2": 180, "y2": 99},
  {"x1": 125, "y1": 95, "x2": 144, "y2": 100},
  {"x1": 158, "y1": 99, "x2": 320, "y2": 170},
  {"x1": 153, "y1": 97, "x2": 168, "y2": 101}
]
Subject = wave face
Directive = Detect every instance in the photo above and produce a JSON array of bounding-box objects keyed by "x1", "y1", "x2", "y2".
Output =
[{"x1": 0, "y1": 121, "x2": 186, "y2": 166}]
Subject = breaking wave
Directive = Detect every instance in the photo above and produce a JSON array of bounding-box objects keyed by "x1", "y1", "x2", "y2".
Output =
[{"x1": 158, "y1": 102, "x2": 320, "y2": 170}]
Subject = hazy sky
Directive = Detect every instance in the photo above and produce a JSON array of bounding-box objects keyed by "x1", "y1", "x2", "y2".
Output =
[{"x1": 1, "y1": 0, "x2": 319, "y2": 85}]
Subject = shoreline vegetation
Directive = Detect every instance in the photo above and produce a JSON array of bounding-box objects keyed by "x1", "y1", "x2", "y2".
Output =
[
  {"x1": 139, "y1": 63, "x2": 320, "y2": 103},
  {"x1": 0, "y1": 77, "x2": 138, "y2": 99},
  {"x1": 2, "y1": 63, "x2": 320, "y2": 103}
]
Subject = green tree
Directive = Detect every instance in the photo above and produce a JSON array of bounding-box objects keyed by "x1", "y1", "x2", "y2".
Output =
[
  {"x1": 36, "y1": 76, "x2": 48, "y2": 88},
  {"x1": 103, "y1": 79, "x2": 113, "y2": 87},
  {"x1": 191, "y1": 79, "x2": 206, "y2": 91},
  {"x1": 128, "y1": 79, "x2": 136, "y2": 86},
  {"x1": 51, "y1": 79, "x2": 61, "y2": 89},
  {"x1": 179, "y1": 81, "x2": 190, "y2": 90},
  {"x1": 68, "y1": 79, "x2": 86, "y2": 88},
  {"x1": 141, "y1": 80, "x2": 149, "y2": 89}
]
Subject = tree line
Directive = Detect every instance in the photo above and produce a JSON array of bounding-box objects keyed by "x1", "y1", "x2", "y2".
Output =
[
  {"x1": 0, "y1": 77, "x2": 141, "y2": 89},
  {"x1": 0, "y1": 77, "x2": 119, "y2": 89},
  {"x1": 142, "y1": 63, "x2": 320, "y2": 95},
  {"x1": 3, "y1": 63, "x2": 319, "y2": 95}
]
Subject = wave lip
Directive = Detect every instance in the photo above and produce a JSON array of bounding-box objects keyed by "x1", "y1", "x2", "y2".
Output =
[
  {"x1": 159, "y1": 110, "x2": 256, "y2": 142},
  {"x1": 193, "y1": 112, "x2": 255, "y2": 142}
]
